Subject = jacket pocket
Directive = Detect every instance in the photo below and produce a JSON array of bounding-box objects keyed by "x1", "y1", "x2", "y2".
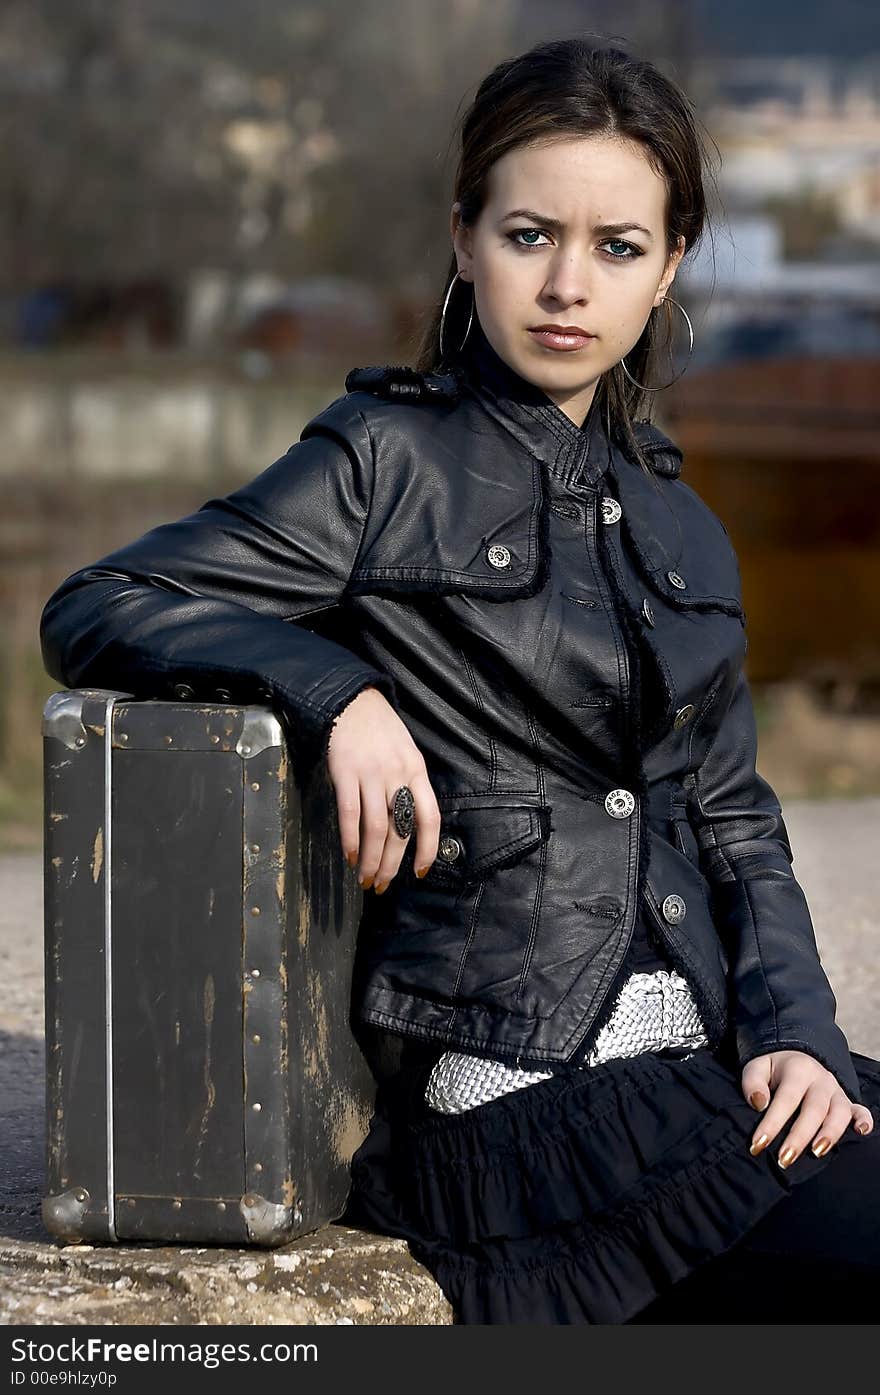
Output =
[
  {"x1": 348, "y1": 455, "x2": 548, "y2": 599},
  {"x1": 423, "y1": 794, "x2": 552, "y2": 887},
  {"x1": 613, "y1": 464, "x2": 745, "y2": 620},
  {"x1": 364, "y1": 796, "x2": 553, "y2": 1014}
]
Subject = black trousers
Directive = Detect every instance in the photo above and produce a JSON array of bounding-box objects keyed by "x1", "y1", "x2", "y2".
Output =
[{"x1": 628, "y1": 1122, "x2": 880, "y2": 1323}]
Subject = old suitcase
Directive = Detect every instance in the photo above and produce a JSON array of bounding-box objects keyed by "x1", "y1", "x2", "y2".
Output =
[{"x1": 41, "y1": 686, "x2": 386, "y2": 1247}]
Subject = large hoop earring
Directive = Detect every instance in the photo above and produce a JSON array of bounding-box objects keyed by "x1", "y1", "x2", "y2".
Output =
[
  {"x1": 620, "y1": 295, "x2": 694, "y2": 392},
  {"x1": 439, "y1": 270, "x2": 474, "y2": 360}
]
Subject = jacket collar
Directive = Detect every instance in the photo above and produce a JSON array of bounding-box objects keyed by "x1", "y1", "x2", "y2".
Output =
[
  {"x1": 457, "y1": 319, "x2": 683, "y2": 488},
  {"x1": 344, "y1": 326, "x2": 684, "y2": 487},
  {"x1": 457, "y1": 319, "x2": 613, "y2": 490}
]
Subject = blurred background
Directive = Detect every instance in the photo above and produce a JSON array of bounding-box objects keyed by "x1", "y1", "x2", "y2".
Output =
[{"x1": 3, "y1": 0, "x2": 880, "y2": 847}]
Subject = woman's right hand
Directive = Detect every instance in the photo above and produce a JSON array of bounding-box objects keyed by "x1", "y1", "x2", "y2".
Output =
[{"x1": 326, "y1": 686, "x2": 441, "y2": 894}]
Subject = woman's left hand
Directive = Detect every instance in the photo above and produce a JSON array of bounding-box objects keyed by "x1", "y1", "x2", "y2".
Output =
[{"x1": 742, "y1": 1050, "x2": 874, "y2": 1168}]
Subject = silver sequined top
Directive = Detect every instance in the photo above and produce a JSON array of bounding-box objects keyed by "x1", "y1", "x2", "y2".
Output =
[{"x1": 424, "y1": 967, "x2": 708, "y2": 1114}]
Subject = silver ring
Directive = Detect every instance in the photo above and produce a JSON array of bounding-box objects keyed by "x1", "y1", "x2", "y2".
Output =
[{"x1": 390, "y1": 785, "x2": 416, "y2": 839}]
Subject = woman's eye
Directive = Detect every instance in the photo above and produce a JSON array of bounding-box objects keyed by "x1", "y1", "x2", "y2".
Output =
[
  {"x1": 509, "y1": 228, "x2": 550, "y2": 249},
  {"x1": 601, "y1": 239, "x2": 642, "y2": 261}
]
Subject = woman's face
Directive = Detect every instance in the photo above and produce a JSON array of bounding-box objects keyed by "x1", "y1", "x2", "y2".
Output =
[{"x1": 451, "y1": 134, "x2": 687, "y2": 427}]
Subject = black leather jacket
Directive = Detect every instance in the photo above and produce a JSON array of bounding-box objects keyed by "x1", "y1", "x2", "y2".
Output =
[{"x1": 39, "y1": 322, "x2": 862, "y2": 1103}]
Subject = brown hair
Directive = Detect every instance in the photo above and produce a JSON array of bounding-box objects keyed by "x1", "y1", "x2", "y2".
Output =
[{"x1": 413, "y1": 35, "x2": 719, "y2": 472}]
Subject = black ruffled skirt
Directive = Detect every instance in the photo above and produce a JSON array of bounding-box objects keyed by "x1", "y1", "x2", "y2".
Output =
[{"x1": 341, "y1": 1038, "x2": 880, "y2": 1325}]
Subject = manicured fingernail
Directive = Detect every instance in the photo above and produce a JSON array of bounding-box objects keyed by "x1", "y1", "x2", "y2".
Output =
[
  {"x1": 812, "y1": 1138, "x2": 832, "y2": 1157},
  {"x1": 416, "y1": 866, "x2": 429, "y2": 878},
  {"x1": 360, "y1": 874, "x2": 373, "y2": 889},
  {"x1": 778, "y1": 1146, "x2": 797, "y2": 1169},
  {"x1": 347, "y1": 851, "x2": 358, "y2": 867},
  {"x1": 749, "y1": 1133, "x2": 769, "y2": 1156},
  {"x1": 373, "y1": 880, "x2": 388, "y2": 895},
  {"x1": 856, "y1": 1122, "x2": 870, "y2": 1135},
  {"x1": 749, "y1": 1092, "x2": 767, "y2": 1110}
]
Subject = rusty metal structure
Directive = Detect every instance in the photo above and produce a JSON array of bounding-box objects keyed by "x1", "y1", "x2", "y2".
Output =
[{"x1": 661, "y1": 355, "x2": 880, "y2": 701}]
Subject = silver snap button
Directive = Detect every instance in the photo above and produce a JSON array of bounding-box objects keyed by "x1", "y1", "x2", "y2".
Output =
[
  {"x1": 604, "y1": 788, "x2": 636, "y2": 818},
  {"x1": 215, "y1": 688, "x2": 232, "y2": 702},
  {"x1": 673, "y1": 703, "x2": 696, "y2": 730},
  {"x1": 438, "y1": 836, "x2": 463, "y2": 862},
  {"x1": 173, "y1": 683, "x2": 195, "y2": 700},
  {"x1": 667, "y1": 570, "x2": 687, "y2": 590},
  {"x1": 642, "y1": 598, "x2": 655, "y2": 627},
  {"x1": 600, "y1": 497, "x2": 622, "y2": 525},
  {"x1": 662, "y1": 893, "x2": 687, "y2": 924},
  {"x1": 486, "y1": 544, "x2": 511, "y2": 569}
]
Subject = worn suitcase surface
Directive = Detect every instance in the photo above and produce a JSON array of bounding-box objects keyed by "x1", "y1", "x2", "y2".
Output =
[{"x1": 42, "y1": 687, "x2": 381, "y2": 1247}]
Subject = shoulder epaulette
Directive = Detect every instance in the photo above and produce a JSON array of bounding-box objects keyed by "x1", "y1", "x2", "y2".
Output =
[
  {"x1": 629, "y1": 420, "x2": 684, "y2": 479},
  {"x1": 344, "y1": 364, "x2": 464, "y2": 403}
]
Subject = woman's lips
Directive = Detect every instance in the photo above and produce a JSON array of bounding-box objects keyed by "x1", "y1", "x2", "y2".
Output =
[{"x1": 528, "y1": 328, "x2": 596, "y2": 351}]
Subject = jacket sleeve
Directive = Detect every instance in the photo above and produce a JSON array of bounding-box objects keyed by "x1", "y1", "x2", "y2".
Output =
[
  {"x1": 39, "y1": 400, "x2": 400, "y2": 773},
  {"x1": 688, "y1": 665, "x2": 862, "y2": 1103}
]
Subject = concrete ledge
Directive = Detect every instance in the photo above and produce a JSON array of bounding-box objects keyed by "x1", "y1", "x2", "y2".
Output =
[{"x1": 0, "y1": 1227, "x2": 453, "y2": 1326}]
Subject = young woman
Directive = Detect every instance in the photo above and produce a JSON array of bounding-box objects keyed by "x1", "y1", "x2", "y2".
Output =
[{"x1": 40, "y1": 37, "x2": 880, "y2": 1324}]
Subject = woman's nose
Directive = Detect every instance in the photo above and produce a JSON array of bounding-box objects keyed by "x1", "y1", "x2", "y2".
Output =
[{"x1": 542, "y1": 257, "x2": 592, "y2": 307}]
